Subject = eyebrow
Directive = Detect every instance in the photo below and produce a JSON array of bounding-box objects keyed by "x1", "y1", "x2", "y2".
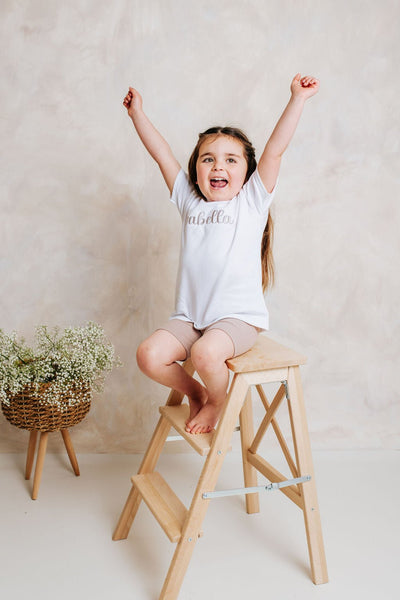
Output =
[{"x1": 199, "y1": 152, "x2": 243, "y2": 159}]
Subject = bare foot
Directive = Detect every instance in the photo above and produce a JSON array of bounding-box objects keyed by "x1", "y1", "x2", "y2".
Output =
[
  {"x1": 185, "y1": 401, "x2": 224, "y2": 435},
  {"x1": 186, "y1": 387, "x2": 208, "y2": 425}
]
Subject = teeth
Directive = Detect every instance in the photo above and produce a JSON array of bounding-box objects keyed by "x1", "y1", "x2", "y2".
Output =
[{"x1": 211, "y1": 177, "x2": 227, "y2": 181}]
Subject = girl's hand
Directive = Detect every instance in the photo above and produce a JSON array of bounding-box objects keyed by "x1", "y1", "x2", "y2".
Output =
[
  {"x1": 122, "y1": 87, "x2": 143, "y2": 117},
  {"x1": 290, "y1": 73, "x2": 320, "y2": 100}
]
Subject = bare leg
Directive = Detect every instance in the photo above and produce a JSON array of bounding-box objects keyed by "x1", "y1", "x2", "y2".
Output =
[
  {"x1": 136, "y1": 330, "x2": 208, "y2": 420},
  {"x1": 186, "y1": 329, "x2": 235, "y2": 434}
]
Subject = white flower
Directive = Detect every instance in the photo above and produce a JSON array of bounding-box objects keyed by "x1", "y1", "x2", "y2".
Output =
[{"x1": 0, "y1": 322, "x2": 122, "y2": 409}]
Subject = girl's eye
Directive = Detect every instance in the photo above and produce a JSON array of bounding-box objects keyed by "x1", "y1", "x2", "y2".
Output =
[
  {"x1": 203, "y1": 157, "x2": 213, "y2": 163},
  {"x1": 227, "y1": 158, "x2": 236, "y2": 163}
]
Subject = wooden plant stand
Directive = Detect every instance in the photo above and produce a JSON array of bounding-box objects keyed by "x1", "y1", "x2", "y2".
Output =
[
  {"x1": 25, "y1": 428, "x2": 80, "y2": 500},
  {"x1": 113, "y1": 335, "x2": 328, "y2": 599}
]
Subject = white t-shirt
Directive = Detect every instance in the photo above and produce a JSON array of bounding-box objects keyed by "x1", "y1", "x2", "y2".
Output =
[{"x1": 170, "y1": 168, "x2": 277, "y2": 330}]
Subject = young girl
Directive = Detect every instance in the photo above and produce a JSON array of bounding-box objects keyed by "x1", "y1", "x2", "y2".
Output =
[{"x1": 123, "y1": 73, "x2": 319, "y2": 435}]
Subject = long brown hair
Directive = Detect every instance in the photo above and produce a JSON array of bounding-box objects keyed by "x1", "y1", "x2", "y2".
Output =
[{"x1": 188, "y1": 126, "x2": 274, "y2": 291}]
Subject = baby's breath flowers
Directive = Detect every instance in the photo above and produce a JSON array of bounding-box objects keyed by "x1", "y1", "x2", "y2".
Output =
[{"x1": 0, "y1": 322, "x2": 121, "y2": 411}]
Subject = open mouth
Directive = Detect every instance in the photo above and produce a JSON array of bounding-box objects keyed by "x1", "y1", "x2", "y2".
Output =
[{"x1": 210, "y1": 177, "x2": 228, "y2": 189}]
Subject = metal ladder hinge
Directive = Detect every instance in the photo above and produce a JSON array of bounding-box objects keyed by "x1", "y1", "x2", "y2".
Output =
[{"x1": 281, "y1": 380, "x2": 290, "y2": 400}]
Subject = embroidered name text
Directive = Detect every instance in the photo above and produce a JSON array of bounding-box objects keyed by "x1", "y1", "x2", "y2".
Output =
[{"x1": 187, "y1": 209, "x2": 234, "y2": 226}]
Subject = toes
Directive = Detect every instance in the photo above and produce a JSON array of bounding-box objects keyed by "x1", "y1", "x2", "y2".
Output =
[
  {"x1": 191, "y1": 423, "x2": 202, "y2": 434},
  {"x1": 185, "y1": 420, "x2": 197, "y2": 433},
  {"x1": 185, "y1": 420, "x2": 211, "y2": 434}
]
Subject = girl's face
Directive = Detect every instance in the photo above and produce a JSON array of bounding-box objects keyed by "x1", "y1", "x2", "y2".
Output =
[{"x1": 196, "y1": 135, "x2": 248, "y2": 202}]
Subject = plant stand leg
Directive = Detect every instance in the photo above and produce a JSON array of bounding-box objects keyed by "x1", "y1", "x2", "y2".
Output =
[
  {"x1": 32, "y1": 432, "x2": 49, "y2": 500},
  {"x1": 61, "y1": 429, "x2": 80, "y2": 476},
  {"x1": 25, "y1": 430, "x2": 38, "y2": 480}
]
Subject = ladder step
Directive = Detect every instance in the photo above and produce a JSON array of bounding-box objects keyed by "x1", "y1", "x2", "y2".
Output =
[
  {"x1": 131, "y1": 472, "x2": 187, "y2": 543},
  {"x1": 159, "y1": 405, "x2": 215, "y2": 456}
]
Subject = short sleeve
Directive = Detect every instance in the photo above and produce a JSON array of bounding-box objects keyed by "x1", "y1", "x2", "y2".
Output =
[
  {"x1": 170, "y1": 169, "x2": 195, "y2": 215},
  {"x1": 242, "y1": 168, "x2": 278, "y2": 215}
]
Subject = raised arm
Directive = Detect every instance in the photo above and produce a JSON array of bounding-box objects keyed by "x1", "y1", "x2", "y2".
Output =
[
  {"x1": 123, "y1": 87, "x2": 181, "y2": 193},
  {"x1": 257, "y1": 74, "x2": 320, "y2": 193}
]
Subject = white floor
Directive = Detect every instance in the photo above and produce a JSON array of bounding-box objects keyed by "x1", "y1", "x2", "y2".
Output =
[{"x1": 1, "y1": 449, "x2": 399, "y2": 600}]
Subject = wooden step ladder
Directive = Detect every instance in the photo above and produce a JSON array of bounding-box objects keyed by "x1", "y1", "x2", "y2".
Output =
[{"x1": 113, "y1": 335, "x2": 328, "y2": 599}]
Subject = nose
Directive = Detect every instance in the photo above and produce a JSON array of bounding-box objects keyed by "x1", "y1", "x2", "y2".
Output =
[{"x1": 212, "y1": 160, "x2": 223, "y2": 171}]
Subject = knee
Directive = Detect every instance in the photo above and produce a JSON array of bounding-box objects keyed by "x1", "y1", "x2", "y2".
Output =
[
  {"x1": 190, "y1": 341, "x2": 223, "y2": 375},
  {"x1": 136, "y1": 340, "x2": 162, "y2": 375}
]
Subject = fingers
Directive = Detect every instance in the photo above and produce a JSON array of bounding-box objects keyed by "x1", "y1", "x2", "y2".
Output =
[
  {"x1": 123, "y1": 86, "x2": 142, "y2": 110},
  {"x1": 293, "y1": 74, "x2": 319, "y2": 86},
  {"x1": 122, "y1": 88, "x2": 133, "y2": 108},
  {"x1": 291, "y1": 74, "x2": 319, "y2": 98},
  {"x1": 300, "y1": 75, "x2": 319, "y2": 88}
]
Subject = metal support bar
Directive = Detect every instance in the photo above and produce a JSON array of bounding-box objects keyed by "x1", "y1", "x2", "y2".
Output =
[{"x1": 202, "y1": 475, "x2": 311, "y2": 499}]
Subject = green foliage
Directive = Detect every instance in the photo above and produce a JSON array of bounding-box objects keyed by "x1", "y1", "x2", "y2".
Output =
[{"x1": 0, "y1": 322, "x2": 122, "y2": 407}]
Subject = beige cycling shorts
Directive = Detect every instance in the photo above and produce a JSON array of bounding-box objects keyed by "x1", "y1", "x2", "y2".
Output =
[{"x1": 157, "y1": 317, "x2": 259, "y2": 359}]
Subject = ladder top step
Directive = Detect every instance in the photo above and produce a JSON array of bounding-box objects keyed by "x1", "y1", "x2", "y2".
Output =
[
  {"x1": 160, "y1": 405, "x2": 215, "y2": 456},
  {"x1": 131, "y1": 472, "x2": 187, "y2": 543},
  {"x1": 226, "y1": 335, "x2": 307, "y2": 373}
]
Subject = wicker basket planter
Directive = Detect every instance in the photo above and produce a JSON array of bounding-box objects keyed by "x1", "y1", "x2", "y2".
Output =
[
  {"x1": 1, "y1": 382, "x2": 92, "y2": 433},
  {"x1": 1, "y1": 382, "x2": 92, "y2": 499},
  {"x1": 0, "y1": 322, "x2": 121, "y2": 498}
]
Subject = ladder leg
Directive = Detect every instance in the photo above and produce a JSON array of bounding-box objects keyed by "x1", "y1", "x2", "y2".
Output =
[
  {"x1": 286, "y1": 366, "x2": 328, "y2": 585},
  {"x1": 239, "y1": 389, "x2": 259, "y2": 514},
  {"x1": 112, "y1": 484, "x2": 143, "y2": 541},
  {"x1": 113, "y1": 413, "x2": 172, "y2": 540},
  {"x1": 113, "y1": 360, "x2": 195, "y2": 541},
  {"x1": 25, "y1": 430, "x2": 38, "y2": 480},
  {"x1": 61, "y1": 429, "x2": 80, "y2": 476},
  {"x1": 159, "y1": 373, "x2": 249, "y2": 600}
]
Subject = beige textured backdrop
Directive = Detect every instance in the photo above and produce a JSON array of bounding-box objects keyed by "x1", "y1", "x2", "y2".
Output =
[{"x1": 1, "y1": 0, "x2": 399, "y2": 452}]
